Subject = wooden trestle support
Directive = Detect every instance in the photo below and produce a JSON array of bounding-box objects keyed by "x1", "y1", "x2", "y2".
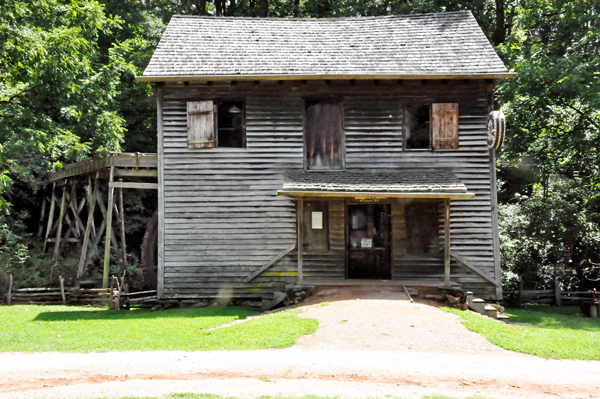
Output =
[{"x1": 40, "y1": 153, "x2": 158, "y2": 288}]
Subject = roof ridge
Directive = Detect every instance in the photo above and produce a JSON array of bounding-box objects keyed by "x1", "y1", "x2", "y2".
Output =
[{"x1": 170, "y1": 11, "x2": 472, "y2": 21}]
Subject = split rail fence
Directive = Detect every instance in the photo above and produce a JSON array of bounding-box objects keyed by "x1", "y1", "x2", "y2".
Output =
[{"x1": 504, "y1": 279, "x2": 597, "y2": 307}]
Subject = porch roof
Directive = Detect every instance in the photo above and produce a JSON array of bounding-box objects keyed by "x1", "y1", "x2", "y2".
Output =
[{"x1": 277, "y1": 169, "x2": 474, "y2": 199}]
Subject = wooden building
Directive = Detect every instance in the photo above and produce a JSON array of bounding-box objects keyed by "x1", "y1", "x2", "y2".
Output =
[{"x1": 137, "y1": 11, "x2": 514, "y2": 301}]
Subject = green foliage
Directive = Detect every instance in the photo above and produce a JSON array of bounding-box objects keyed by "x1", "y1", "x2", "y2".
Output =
[
  {"x1": 0, "y1": 305, "x2": 318, "y2": 352},
  {"x1": 444, "y1": 306, "x2": 600, "y2": 360}
]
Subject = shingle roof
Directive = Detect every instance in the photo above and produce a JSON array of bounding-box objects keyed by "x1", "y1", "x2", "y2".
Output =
[
  {"x1": 141, "y1": 12, "x2": 510, "y2": 81},
  {"x1": 278, "y1": 169, "x2": 474, "y2": 198}
]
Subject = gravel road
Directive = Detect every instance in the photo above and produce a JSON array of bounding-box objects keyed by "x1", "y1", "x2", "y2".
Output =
[{"x1": 1, "y1": 287, "x2": 598, "y2": 399}]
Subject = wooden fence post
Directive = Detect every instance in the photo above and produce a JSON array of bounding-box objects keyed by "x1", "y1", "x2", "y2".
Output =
[
  {"x1": 554, "y1": 278, "x2": 561, "y2": 307},
  {"x1": 6, "y1": 274, "x2": 12, "y2": 306},
  {"x1": 59, "y1": 276, "x2": 66, "y2": 305},
  {"x1": 517, "y1": 280, "x2": 524, "y2": 308}
]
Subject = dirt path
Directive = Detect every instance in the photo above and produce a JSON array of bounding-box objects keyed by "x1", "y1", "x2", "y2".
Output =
[{"x1": 1, "y1": 287, "x2": 598, "y2": 399}]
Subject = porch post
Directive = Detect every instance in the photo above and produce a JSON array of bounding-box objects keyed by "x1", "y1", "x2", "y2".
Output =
[
  {"x1": 297, "y1": 196, "x2": 303, "y2": 284},
  {"x1": 444, "y1": 198, "x2": 451, "y2": 286}
]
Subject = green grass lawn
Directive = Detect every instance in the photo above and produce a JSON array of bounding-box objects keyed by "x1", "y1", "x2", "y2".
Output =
[
  {"x1": 444, "y1": 305, "x2": 600, "y2": 360},
  {"x1": 0, "y1": 305, "x2": 318, "y2": 352}
]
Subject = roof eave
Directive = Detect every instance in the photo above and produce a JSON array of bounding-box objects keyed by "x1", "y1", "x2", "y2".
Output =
[
  {"x1": 136, "y1": 72, "x2": 517, "y2": 83},
  {"x1": 276, "y1": 190, "x2": 476, "y2": 199}
]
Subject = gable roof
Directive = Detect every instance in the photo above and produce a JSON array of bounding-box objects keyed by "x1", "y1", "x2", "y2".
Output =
[{"x1": 139, "y1": 12, "x2": 513, "y2": 82}]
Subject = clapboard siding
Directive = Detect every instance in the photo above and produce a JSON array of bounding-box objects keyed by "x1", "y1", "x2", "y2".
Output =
[{"x1": 159, "y1": 79, "x2": 499, "y2": 300}]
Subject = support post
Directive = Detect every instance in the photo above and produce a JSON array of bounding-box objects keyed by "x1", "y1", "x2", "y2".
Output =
[
  {"x1": 59, "y1": 276, "x2": 66, "y2": 304},
  {"x1": 156, "y1": 85, "x2": 165, "y2": 300},
  {"x1": 297, "y1": 196, "x2": 303, "y2": 284},
  {"x1": 490, "y1": 149, "x2": 503, "y2": 300},
  {"x1": 118, "y1": 180, "x2": 127, "y2": 269},
  {"x1": 6, "y1": 274, "x2": 12, "y2": 305},
  {"x1": 444, "y1": 198, "x2": 451, "y2": 287},
  {"x1": 37, "y1": 195, "x2": 47, "y2": 238},
  {"x1": 77, "y1": 175, "x2": 98, "y2": 278},
  {"x1": 43, "y1": 183, "x2": 56, "y2": 253},
  {"x1": 103, "y1": 167, "x2": 115, "y2": 288},
  {"x1": 53, "y1": 183, "x2": 67, "y2": 259},
  {"x1": 554, "y1": 278, "x2": 561, "y2": 307}
]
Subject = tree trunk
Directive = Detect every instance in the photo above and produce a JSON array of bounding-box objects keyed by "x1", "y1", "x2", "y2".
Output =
[
  {"x1": 259, "y1": 0, "x2": 269, "y2": 17},
  {"x1": 141, "y1": 210, "x2": 158, "y2": 290},
  {"x1": 197, "y1": 0, "x2": 207, "y2": 15},
  {"x1": 294, "y1": 0, "x2": 300, "y2": 17},
  {"x1": 227, "y1": 0, "x2": 236, "y2": 16},
  {"x1": 493, "y1": 0, "x2": 506, "y2": 45}
]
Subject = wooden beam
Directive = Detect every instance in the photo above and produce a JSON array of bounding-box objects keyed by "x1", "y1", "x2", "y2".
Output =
[
  {"x1": 444, "y1": 198, "x2": 451, "y2": 287},
  {"x1": 297, "y1": 197, "x2": 304, "y2": 284},
  {"x1": 53, "y1": 184, "x2": 67, "y2": 259},
  {"x1": 42, "y1": 183, "x2": 56, "y2": 253},
  {"x1": 37, "y1": 195, "x2": 47, "y2": 238},
  {"x1": 450, "y1": 250, "x2": 500, "y2": 286},
  {"x1": 108, "y1": 182, "x2": 158, "y2": 189},
  {"x1": 95, "y1": 184, "x2": 126, "y2": 271},
  {"x1": 490, "y1": 149, "x2": 503, "y2": 299},
  {"x1": 245, "y1": 243, "x2": 296, "y2": 283},
  {"x1": 277, "y1": 190, "x2": 475, "y2": 199},
  {"x1": 77, "y1": 176, "x2": 98, "y2": 278},
  {"x1": 118, "y1": 180, "x2": 127, "y2": 269},
  {"x1": 103, "y1": 167, "x2": 115, "y2": 288},
  {"x1": 156, "y1": 85, "x2": 165, "y2": 300},
  {"x1": 114, "y1": 169, "x2": 158, "y2": 178}
]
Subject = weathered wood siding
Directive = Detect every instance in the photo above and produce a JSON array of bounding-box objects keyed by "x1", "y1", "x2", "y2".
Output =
[{"x1": 159, "y1": 80, "x2": 499, "y2": 300}]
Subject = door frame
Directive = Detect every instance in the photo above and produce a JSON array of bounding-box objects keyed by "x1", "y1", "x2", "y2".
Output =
[{"x1": 344, "y1": 199, "x2": 393, "y2": 280}]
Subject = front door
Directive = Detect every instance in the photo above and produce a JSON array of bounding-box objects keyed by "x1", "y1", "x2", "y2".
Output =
[{"x1": 347, "y1": 204, "x2": 392, "y2": 279}]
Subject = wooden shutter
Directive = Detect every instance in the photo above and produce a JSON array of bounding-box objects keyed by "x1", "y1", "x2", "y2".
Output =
[
  {"x1": 187, "y1": 101, "x2": 214, "y2": 148},
  {"x1": 432, "y1": 103, "x2": 459, "y2": 149}
]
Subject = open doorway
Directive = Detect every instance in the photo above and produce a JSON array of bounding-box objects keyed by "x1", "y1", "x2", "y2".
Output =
[{"x1": 347, "y1": 204, "x2": 391, "y2": 279}]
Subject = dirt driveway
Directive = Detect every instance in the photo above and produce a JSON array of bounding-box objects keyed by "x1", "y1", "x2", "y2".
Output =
[{"x1": 1, "y1": 287, "x2": 598, "y2": 399}]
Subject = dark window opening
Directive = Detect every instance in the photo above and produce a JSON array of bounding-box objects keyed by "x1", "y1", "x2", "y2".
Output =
[
  {"x1": 217, "y1": 100, "x2": 245, "y2": 148},
  {"x1": 302, "y1": 201, "x2": 329, "y2": 252},
  {"x1": 305, "y1": 99, "x2": 343, "y2": 170},
  {"x1": 405, "y1": 202, "x2": 440, "y2": 254},
  {"x1": 405, "y1": 104, "x2": 431, "y2": 149}
]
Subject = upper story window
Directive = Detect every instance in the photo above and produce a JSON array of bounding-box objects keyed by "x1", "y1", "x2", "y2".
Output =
[
  {"x1": 187, "y1": 100, "x2": 245, "y2": 148},
  {"x1": 404, "y1": 103, "x2": 459, "y2": 150},
  {"x1": 304, "y1": 99, "x2": 344, "y2": 170}
]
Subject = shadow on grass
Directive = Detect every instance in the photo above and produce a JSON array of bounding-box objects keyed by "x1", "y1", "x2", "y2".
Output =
[
  {"x1": 506, "y1": 306, "x2": 600, "y2": 331},
  {"x1": 33, "y1": 306, "x2": 257, "y2": 322}
]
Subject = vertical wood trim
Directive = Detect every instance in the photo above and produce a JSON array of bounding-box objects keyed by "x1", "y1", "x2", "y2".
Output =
[
  {"x1": 103, "y1": 166, "x2": 115, "y2": 288},
  {"x1": 444, "y1": 198, "x2": 451, "y2": 286},
  {"x1": 297, "y1": 197, "x2": 304, "y2": 283},
  {"x1": 43, "y1": 183, "x2": 56, "y2": 253},
  {"x1": 490, "y1": 149, "x2": 502, "y2": 300},
  {"x1": 118, "y1": 180, "x2": 127, "y2": 268},
  {"x1": 53, "y1": 183, "x2": 67, "y2": 258},
  {"x1": 77, "y1": 176, "x2": 98, "y2": 278},
  {"x1": 157, "y1": 86, "x2": 165, "y2": 299}
]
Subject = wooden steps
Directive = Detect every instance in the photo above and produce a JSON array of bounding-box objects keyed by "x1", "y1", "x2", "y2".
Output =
[{"x1": 467, "y1": 292, "x2": 510, "y2": 323}]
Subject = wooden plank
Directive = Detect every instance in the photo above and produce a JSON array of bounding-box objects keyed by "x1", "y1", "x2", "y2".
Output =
[
  {"x1": 53, "y1": 184, "x2": 67, "y2": 258},
  {"x1": 118, "y1": 181, "x2": 127, "y2": 269},
  {"x1": 77, "y1": 177, "x2": 98, "y2": 278},
  {"x1": 277, "y1": 191, "x2": 475, "y2": 199},
  {"x1": 490, "y1": 149, "x2": 502, "y2": 300},
  {"x1": 297, "y1": 197, "x2": 303, "y2": 284},
  {"x1": 157, "y1": 86, "x2": 165, "y2": 300},
  {"x1": 109, "y1": 182, "x2": 159, "y2": 189},
  {"x1": 59, "y1": 276, "x2": 66, "y2": 304},
  {"x1": 37, "y1": 195, "x2": 47, "y2": 238},
  {"x1": 244, "y1": 243, "x2": 296, "y2": 282},
  {"x1": 42, "y1": 183, "x2": 56, "y2": 253},
  {"x1": 450, "y1": 250, "x2": 499, "y2": 286},
  {"x1": 103, "y1": 167, "x2": 115, "y2": 288},
  {"x1": 444, "y1": 198, "x2": 451, "y2": 286},
  {"x1": 6, "y1": 274, "x2": 12, "y2": 305}
]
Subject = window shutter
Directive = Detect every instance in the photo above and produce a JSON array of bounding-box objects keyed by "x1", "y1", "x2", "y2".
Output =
[
  {"x1": 187, "y1": 101, "x2": 214, "y2": 148},
  {"x1": 432, "y1": 103, "x2": 459, "y2": 149}
]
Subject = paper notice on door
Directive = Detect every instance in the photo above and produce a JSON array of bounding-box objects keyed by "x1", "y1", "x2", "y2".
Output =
[
  {"x1": 360, "y1": 238, "x2": 373, "y2": 248},
  {"x1": 311, "y1": 211, "x2": 323, "y2": 229}
]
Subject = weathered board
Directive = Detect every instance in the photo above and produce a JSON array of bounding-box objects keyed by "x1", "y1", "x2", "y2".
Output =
[{"x1": 158, "y1": 79, "x2": 499, "y2": 300}]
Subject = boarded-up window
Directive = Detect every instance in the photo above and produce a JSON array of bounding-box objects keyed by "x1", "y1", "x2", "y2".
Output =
[
  {"x1": 187, "y1": 101, "x2": 215, "y2": 148},
  {"x1": 432, "y1": 103, "x2": 459, "y2": 149},
  {"x1": 405, "y1": 104, "x2": 430, "y2": 149},
  {"x1": 405, "y1": 202, "x2": 440, "y2": 254},
  {"x1": 302, "y1": 201, "x2": 329, "y2": 251},
  {"x1": 305, "y1": 100, "x2": 343, "y2": 170}
]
